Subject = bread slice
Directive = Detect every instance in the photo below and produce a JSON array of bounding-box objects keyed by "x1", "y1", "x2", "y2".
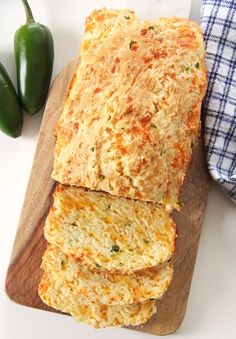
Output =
[
  {"x1": 38, "y1": 271, "x2": 156, "y2": 328},
  {"x1": 41, "y1": 245, "x2": 173, "y2": 305},
  {"x1": 52, "y1": 8, "x2": 207, "y2": 207},
  {"x1": 44, "y1": 185, "x2": 177, "y2": 273}
]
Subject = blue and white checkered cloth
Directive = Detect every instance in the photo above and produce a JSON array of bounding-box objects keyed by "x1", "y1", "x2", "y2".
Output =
[{"x1": 201, "y1": 0, "x2": 236, "y2": 203}]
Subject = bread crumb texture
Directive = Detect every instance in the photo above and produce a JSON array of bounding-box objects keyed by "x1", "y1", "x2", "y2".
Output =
[
  {"x1": 44, "y1": 185, "x2": 177, "y2": 273},
  {"x1": 41, "y1": 245, "x2": 173, "y2": 305},
  {"x1": 38, "y1": 271, "x2": 157, "y2": 328}
]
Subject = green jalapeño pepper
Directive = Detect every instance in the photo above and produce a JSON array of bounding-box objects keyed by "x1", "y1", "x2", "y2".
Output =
[
  {"x1": 15, "y1": 0, "x2": 54, "y2": 114},
  {"x1": 0, "y1": 63, "x2": 23, "y2": 138}
]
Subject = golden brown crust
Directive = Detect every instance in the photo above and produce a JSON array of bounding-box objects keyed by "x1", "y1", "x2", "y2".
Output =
[{"x1": 52, "y1": 9, "x2": 207, "y2": 207}]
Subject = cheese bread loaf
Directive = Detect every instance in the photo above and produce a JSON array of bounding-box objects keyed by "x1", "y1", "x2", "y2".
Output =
[
  {"x1": 44, "y1": 185, "x2": 176, "y2": 273},
  {"x1": 41, "y1": 245, "x2": 173, "y2": 305},
  {"x1": 52, "y1": 8, "x2": 207, "y2": 207},
  {"x1": 39, "y1": 8, "x2": 207, "y2": 329},
  {"x1": 38, "y1": 272, "x2": 157, "y2": 328}
]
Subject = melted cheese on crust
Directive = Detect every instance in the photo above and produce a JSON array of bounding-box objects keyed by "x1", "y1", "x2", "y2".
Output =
[
  {"x1": 41, "y1": 245, "x2": 173, "y2": 305},
  {"x1": 52, "y1": 9, "x2": 207, "y2": 207},
  {"x1": 38, "y1": 272, "x2": 156, "y2": 328},
  {"x1": 44, "y1": 185, "x2": 177, "y2": 273}
]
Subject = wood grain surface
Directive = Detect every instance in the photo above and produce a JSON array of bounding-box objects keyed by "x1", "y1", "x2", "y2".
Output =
[{"x1": 5, "y1": 57, "x2": 210, "y2": 335}]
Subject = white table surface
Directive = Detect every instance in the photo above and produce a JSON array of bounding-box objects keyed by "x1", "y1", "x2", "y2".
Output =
[{"x1": 0, "y1": 1, "x2": 236, "y2": 338}]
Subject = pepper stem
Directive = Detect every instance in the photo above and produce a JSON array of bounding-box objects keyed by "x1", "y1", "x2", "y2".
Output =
[{"x1": 21, "y1": 0, "x2": 35, "y2": 23}]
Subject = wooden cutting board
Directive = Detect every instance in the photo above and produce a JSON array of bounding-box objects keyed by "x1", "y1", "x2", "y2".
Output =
[{"x1": 5, "y1": 57, "x2": 210, "y2": 335}]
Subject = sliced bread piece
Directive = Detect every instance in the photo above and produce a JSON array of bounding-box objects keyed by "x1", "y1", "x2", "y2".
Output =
[
  {"x1": 41, "y1": 245, "x2": 173, "y2": 305},
  {"x1": 44, "y1": 185, "x2": 177, "y2": 273},
  {"x1": 38, "y1": 271, "x2": 156, "y2": 328}
]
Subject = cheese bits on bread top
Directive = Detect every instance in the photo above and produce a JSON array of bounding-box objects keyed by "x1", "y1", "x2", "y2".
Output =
[{"x1": 52, "y1": 8, "x2": 207, "y2": 207}]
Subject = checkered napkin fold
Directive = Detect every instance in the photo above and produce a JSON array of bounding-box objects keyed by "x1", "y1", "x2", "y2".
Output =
[{"x1": 201, "y1": 0, "x2": 236, "y2": 203}]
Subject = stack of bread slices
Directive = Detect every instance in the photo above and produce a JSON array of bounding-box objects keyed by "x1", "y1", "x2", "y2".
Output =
[{"x1": 38, "y1": 9, "x2": 207, "y2": 328}]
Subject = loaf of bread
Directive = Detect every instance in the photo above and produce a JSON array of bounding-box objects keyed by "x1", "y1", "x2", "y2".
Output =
[
  {"x1": 52, "y1": 8, "x2": 207, "y2": 208},
  {"x1": 39, "y1": 8, "x2": 207, "y2": 329}
]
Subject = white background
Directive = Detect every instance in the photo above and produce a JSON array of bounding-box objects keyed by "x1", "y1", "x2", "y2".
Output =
[{"x1": 0, "y1": 1, "x2": 236, "y2": 338}]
